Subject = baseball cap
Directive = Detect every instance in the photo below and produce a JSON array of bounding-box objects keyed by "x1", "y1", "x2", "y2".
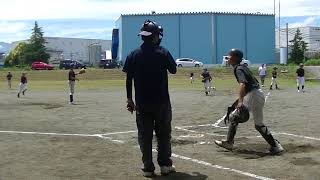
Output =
[{"x1": 138, "y1": 20, "x2": 160, "y2": 36}]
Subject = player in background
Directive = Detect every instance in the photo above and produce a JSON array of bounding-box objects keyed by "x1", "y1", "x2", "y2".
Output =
[
  {"x1": 270, "y1": 67, "x2": 279, "y2": 90},
  {"x1": 17, "y1": 72, "x2": 27, "y2": 98},
  {"x1": 6, "y1": 71, "x2": 13, "y2": 89},
  {"x1": 296, "y1": 63, "x2": 305, "y2": 93}
]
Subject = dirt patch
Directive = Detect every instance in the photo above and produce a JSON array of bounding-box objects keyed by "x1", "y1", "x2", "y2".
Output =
[
  {"x1": 290, "y1": 157, "x2": 320, "y2": 166},
  {"x1": 171, "y1": 138, "x2": 197, "y2": 146},
  {"x1": 285, "y1": 143, "x2": 319, "y2": 153}
]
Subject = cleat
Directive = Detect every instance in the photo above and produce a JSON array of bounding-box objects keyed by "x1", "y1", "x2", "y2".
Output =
[
  {"x1": 269, "y1": 140, "x2": 284, "y2": 155},
  {"x1": 142, "y1": 171, "x2": 155, "y2": 177},
  {"x1": 214, "y1": 140, "x2": 233, "y2": 151},
  {"x1": 160, "y1": 166, "x2": 176, "y2": 176}
]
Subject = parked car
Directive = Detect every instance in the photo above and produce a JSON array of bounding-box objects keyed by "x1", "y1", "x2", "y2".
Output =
[
  {"x1": 176, "y1": 58, "x2": 204, "y2": 67},
  {"x1": 102, "y1": 59, "x2": 121, "y2": 69},
  {"x1": 31, "y1": 61, "x2": 54, "y2": 70},
  {"x1": 59, "y1": 60, "x2": 86, "y2": 69},
  {"x1": 221, "y1": 56, "x2": 251, "y2": 67}
]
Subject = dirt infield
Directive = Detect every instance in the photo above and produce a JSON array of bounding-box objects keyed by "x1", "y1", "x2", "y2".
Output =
[{"x1": 0, "y1": 86, "x2": 320, "y2": 179}]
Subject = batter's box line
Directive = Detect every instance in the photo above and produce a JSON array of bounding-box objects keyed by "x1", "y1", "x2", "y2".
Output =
[
  {"x1": 175, "y1": 124, "x2": 320, "y2": 141},
  {"x1": 0, "y1": 130, "x2": 138, "y2": 144}
]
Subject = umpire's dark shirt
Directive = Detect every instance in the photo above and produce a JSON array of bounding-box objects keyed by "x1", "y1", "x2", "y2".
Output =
[
  {"x1": 123, "y1": 42, "x2": 177, "y2": 106},
  {"x1": 234, "y1": 64, "x2": 260, "y2": 94}
]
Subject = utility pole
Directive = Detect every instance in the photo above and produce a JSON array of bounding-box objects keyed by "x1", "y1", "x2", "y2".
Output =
[
  {"x1": 278, "y1": 0, "x2": 281, "y2": 50},
  {"x1": 274, "y1": 0, "x2": 276, "y2": 16},
  {"x1": 286, "y1": 23, "x2": 289, "y2": 62}
]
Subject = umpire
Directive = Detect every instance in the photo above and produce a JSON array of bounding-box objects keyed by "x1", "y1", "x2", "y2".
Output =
[
  {"x1": 214, "y1": 49, "x2": 284, "y2": 155},
  {"x1": 123, "y1": 20, "x2": 177, "y2": 177}
]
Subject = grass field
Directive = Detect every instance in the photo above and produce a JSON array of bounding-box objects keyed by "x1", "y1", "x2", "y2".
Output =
[
  {"x1": 0, "y1": 66, "x2": 318, "y2": 91},
  {"x1": 0, "y1": 67, "x2": 319, "y2": 180}
]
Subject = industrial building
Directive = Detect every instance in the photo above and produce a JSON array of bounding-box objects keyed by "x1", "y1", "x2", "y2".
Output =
[
  {"x1": 12, "y1": 37, "x2": 111, "y2": 66},
  {"x1": 114, "y1": 12, "x2": 276, "y2": 65},
  {"x1": 276, "y1": 26, "x2": 320, "y2": 52}
]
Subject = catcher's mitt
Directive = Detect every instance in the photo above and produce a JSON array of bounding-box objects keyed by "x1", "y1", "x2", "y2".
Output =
[{"x1": 78, "y1": 68, "x2": 86, "y2": 74}]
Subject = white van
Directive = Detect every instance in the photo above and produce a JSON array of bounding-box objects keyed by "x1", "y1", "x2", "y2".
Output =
[{"x1": 221, "y1": 56, "x2": 251, "y2": 67}]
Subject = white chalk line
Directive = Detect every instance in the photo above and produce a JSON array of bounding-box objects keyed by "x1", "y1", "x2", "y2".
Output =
[
  {"x1": 175, "y1": 126, "x2": 261, "y2": 139},
  {"x1": 0, "y1": 130, "x2": 137, "y2": 144},
  {"x1": 152, "y1": 149, "x2": 274, "y2": 180},
  {"x1": 276, "y1": 132, "x2": 320, "y2": 141},
  {"x1": 176, "y1": 124, "x2": 320, "y2": 142},
  {"x1": 175, "y1": 126, "x2": 225, "y2": 137}
]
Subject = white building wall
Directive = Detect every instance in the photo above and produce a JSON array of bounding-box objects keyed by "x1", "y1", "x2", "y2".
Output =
[
  {"x1": 276, "y1": 26, "x2": 320, "y2": 51},
  {"x1": 12, "y1": 37, "x2": 111, "y2": 64}
]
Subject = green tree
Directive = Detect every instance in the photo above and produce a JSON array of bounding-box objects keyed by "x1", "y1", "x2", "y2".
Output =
[
  {"x1": 4, "y1": 21, "x2": 50, "y2": 67},
  {"x1": 4, "y1": 42, "x2": 28, "y2": 67},
  {"x1": 28, "y1": 21, "x2": 50, "y2": 64},
  {"x1": 289, "y1": 28, "x2": 308, "y2": 64}
]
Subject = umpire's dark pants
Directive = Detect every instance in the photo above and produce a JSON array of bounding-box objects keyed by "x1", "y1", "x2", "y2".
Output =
[{"x1": 136, "y1": 102, "x2": 173, "y2": 172}]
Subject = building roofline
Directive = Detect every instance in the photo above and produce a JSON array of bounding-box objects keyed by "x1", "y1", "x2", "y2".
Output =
[
  {"x1": 279, "y1": 26, "x2": 320, "y2": 29},
  {"x1": 121, "y1": 11, "x2": 273, "y2": 17},
  {"x1": 12, "y1": 37, "x2": 111, "y2": 44}
]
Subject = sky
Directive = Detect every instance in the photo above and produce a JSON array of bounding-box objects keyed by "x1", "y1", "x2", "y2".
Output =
[{"x1": 0, "y1": 0, "x2": 320, "y2": 44}]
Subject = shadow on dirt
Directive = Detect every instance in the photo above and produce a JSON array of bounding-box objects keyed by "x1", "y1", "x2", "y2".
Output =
[
  {"x1": 21, "y1": 102, "x2": 64, "y2": 109},
  {"x1": 151, "y1": 172, "x2": 208, "y2": 180}
]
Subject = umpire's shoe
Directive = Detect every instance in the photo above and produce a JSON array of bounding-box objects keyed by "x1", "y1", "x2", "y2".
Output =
[
  {"x1": 160, "y1": 166, "x2": 176, "y2": 176},
  {"x1": 214, "y1": 140, "x2": 233, "y2": 151},
  {"x1": 142, "y1": 171, "x2": 155, "y2": 178}
]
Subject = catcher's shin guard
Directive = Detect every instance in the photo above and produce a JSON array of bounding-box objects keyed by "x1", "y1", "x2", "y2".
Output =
[
  {"x1": 226, "y1": 123, "x2": 238, "y2": 143},
  {"x1": 255, "y1": 125, "x2": 276, "y2": 147},
  {"x1": 69, "y1": 94, "x2": 73, "y2": 102}
]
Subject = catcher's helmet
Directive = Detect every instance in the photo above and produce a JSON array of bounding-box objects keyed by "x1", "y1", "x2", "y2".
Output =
[
  {"x1": 228, "y1": 49, "x2": 244, "y2": 60},
  {"x1": 229, "y1": 105, "x2": 250, "y2": 123},
  {"x1": 139, "y1": 20, "x2": 162, "y2": 37}
]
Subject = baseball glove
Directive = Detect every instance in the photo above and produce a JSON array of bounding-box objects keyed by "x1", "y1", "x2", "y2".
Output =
[{"x1": 78, "y1": 68, "x2": 86, "y2": 74}]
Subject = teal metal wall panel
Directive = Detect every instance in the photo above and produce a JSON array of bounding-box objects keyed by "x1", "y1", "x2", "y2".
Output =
[{"x1": 216, "y1": 15, "x2": 246, "y2": 64}]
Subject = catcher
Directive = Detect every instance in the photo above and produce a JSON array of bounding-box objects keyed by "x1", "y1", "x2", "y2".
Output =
[
  {"x1": 214, "y1": 49, "x2": 284, "y2": 155},
  {"x1": 68, "y1": 67, "x2": 85, "y2": 104}
]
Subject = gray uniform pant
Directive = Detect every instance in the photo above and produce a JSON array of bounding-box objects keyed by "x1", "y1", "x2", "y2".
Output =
[
  {"x1": 68, "y1": 80, "x2": 75, "y2": 95},
  {"x1": 136, "y1": 102, "x2": 173, "y2": 172},
  {"x1": 243, "y1": 89, "x2": 265, "y2": 126}
]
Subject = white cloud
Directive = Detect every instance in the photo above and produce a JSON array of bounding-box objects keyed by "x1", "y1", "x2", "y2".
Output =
[
  {"x1": 289, "y1": 16, "x2": 320, "y2": 27},
  {"x1": 0, "y1": 21, "x2": 28, "y2": 33},
  {"x1": 0, "y1": 0, "x2": 319, "y2": 20}
]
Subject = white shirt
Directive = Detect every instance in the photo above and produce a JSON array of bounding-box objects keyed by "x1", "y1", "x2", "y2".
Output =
[{"x1": 259, "y1": 66, "x2": 266, "y2": 76}]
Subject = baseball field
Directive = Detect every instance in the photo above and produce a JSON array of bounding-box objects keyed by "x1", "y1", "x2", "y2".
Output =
[{"x1": 0, "y1": 67, "x2": 319, "y2": 180}]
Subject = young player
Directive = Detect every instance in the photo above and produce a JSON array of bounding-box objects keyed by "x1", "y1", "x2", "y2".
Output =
[
  {"x1": 296, "y1": 63, "x2": 305, "y2": 93},
  {"x1": 270, "y1": 67, "x2": 279, "y2": 90},
  {"x1": 201, "y1": 68, "x2": 212, "y2": 95},
  {"x1": 17, "y1": 72, "x2": 27, "y2": 98},
  {"x1": 6, "y1": 71, "x2": 13, "y2": 89},
  {"x1": 68, "y1": 68, "x2": 79, "y2": 104},
  {"x1": 258, "y1": 64, "x2": 267, "y2": 87},
  {"x1": 214, "y1": 49, "x2": 284, "y2": 155},
  {"x1": 190, "y1": 72, "x2": 194, "y2": 84}
]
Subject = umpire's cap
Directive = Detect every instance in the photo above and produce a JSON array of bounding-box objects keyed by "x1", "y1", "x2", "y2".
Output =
[{"x1": 139, "y1": 20, "x2": 162, "y2": 37}]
